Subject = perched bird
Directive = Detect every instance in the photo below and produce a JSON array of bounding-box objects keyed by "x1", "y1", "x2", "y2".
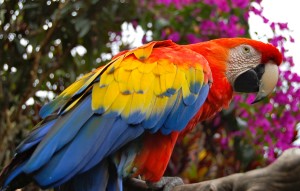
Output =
[{"x1": 0, "y1": 38, "x2": 282, "y2": 191}]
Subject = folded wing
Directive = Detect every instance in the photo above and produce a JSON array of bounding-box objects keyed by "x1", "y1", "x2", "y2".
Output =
[{"x1": 0, "y1": 40, "x2": 212, "y2": 190}]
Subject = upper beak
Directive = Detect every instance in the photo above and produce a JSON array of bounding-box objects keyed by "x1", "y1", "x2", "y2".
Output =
[
  {"x1": 233, "y1": 62, "x2": 279, "y2": 104},
  {"x1": 251, "y1": 62, "x2": 279, "y2": 104}
]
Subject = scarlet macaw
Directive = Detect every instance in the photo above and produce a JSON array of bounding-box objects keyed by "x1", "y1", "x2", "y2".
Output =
[{"x1": 0, "y1": 38, "x2": 282, "y2": 191}]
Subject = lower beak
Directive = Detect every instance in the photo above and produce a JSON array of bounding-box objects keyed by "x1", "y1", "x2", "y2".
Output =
[
  {"x1": 251, "y1": 62, "x2": 279, "y2": 104},
  {"x1": 233, "y1": 62, "x2": 279, "y2": 104}
]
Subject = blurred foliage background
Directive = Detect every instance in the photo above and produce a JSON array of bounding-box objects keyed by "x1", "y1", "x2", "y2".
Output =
[{"x1": 1, "y1": 0, "x2": 299, "y2": 190}]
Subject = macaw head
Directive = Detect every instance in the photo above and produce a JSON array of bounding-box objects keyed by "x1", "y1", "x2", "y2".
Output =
[{"x1": 187, "y1": 38, "x2": 282, "y2": 104}]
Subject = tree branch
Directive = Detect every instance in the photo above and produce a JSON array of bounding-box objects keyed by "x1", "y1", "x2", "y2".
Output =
[
  {"x1": 15, "y1": 0, "x2": 70, "y2": 121},
  {"x1": 126, "y1": 148, "x2": 300, "y2": 191}
]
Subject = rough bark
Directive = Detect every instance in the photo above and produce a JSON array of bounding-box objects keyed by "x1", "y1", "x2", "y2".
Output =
[{"x1": 125, "y1": 148, "x2": 300, "y2": 191}]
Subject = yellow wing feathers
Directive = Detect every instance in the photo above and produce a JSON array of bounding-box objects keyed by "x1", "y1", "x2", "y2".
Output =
[
  {"x1": 41, "y1": 41, "x2": 212, "y2": 125},
  {"x1": 91, "y1": 41, "x2": 211, "y2": 122}
]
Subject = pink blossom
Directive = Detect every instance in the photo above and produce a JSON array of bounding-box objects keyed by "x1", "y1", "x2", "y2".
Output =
[
  {"x1": 291, "y1": 73, "x2": 300, "y2": 82},
  {"x1": 245, "y1": 94, "x2": 256, "y2": 104},
  {"x1": 250, "y1": 6, "x2": 262, "y2": 15},
  {"x1": 278, "y1": 23, "x2": 288, "y2": 30},
  {"x1": 262, "y1": 16, "x2": 269, "y2": 23},
  {"x1": 261, "y1": 103, "x2": 273, "y2": 113},
  {"x1": 231, "y1": 0, "x2": 250, "y2": 9},
  {"x1": 290, "y1": 36, "x2": 295, "y2": 43},
  {"x1": 186, "y1": 33, "x2": 201, "y2": 44},
  {"x1": 168, "y1": 32, "x2": 181, "y2": 42},
  {"x1": 270, "y1": 22, "x2": 276, "y2": 30},
  {"x1": 204, "y1": 0, "x2": 230, "y2": 12}
]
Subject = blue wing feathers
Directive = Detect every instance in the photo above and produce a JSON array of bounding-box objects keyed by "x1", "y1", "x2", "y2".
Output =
[
  {"x1": 149, "y1": 94, "x2": 179, "y2": 133},
  {"x1": 33, "y1": 115, "x2": 116, "y2": 186},
  {"x1": 174, "y1": 85, "x2": 209, "y2": 130},
  {"x1": 79, "y1": 118, "x2": 144, "y2": 173},
  {"x1": 163, "y1": 93, "x2": 185, "y2": 132},
  {"x1": 23, "y1": 96, "x2": 94, "y2": 174},
  {"x1": 16, "y1": 119, "x2": 57, "y2": 154},
  {"x1": 39, "y1": 99, "x2": 65, "y2": 119},
  {"x1": 182, "y1": 93, "x2": 198, "y2": 106},
  {"x1": 190, "y1": 81, "x2": 201, "y2": 94},
  {"x1": 3, "y1": 162, "x2": 26, "y2": 188},
  {"x1": 162, "y1": 84, "x2": 209, "y2": 134},
  {"x1": 32, "y1": 116, "x2": 143, "y2": 188}
]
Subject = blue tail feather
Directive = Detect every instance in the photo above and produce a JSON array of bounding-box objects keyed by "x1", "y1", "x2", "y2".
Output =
[
  {"x1": 33, "y1": 115, "x2": 116, "y2": 186},
  {"x1": 54, "y1": 160, "x2": 110, "y2": 191}
]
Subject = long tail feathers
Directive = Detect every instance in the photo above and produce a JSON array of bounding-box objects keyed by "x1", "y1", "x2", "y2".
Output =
[{"x1": 54, "y1": 159, "x2": 122, "y2": 191}]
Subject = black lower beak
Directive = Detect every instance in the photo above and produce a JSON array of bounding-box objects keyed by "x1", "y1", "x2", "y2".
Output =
[{"x1": 234, "y1": 64, "x2": 265, "y2": 93}]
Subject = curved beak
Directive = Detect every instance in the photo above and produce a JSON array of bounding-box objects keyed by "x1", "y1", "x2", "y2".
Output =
[
  {"x1": 233, "y1": 62, "x2": 279, "y2": 104},
  {"x1": 251, "y1": 62, "x2": 279, "y2": 104}
]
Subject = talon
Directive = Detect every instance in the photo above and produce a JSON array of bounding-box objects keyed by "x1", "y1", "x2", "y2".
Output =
[{"x1": 147, "y1": 176, "x2": 184, "y2": 191}]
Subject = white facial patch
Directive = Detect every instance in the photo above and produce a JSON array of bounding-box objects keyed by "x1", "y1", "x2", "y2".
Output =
[{"x1": 226, "y1": 44, "x2": 262, "y2": 86}]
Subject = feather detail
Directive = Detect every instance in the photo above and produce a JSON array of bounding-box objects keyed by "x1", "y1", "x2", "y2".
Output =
[{"x1": 133, "y1": 41, "x2": 156, "y2": 60}]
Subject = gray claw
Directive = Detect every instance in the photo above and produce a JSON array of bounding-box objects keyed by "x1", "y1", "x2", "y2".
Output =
[{"x1": 147, "y1": 176, "x2": 184, "y2": 191}]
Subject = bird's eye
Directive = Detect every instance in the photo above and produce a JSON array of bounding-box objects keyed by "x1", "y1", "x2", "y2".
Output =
[{"x1": 243, "y1": 46, "x2": 250, "y2": 53}]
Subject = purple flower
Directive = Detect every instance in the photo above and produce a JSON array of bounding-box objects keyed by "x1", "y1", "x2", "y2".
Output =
[
  {"x1": 204, "y1": 0, "x2": 230, "y2": 12},
  {"x1": 262, "y1": 16, "x2": 269, "y2": 24},
  {"x1": 296, "y1": 114, "x2": 300, "y2": 121},
  {"x1": 278, "y1": 23, "x2": 288, "y2": 30},
  {"x1": 281, "y1": 111, "x2": 296, "y2": 131},
  {"x1": 220, "y1": 137, "x2": 229, "y2": 148},
  {"x1": 269, "y1": 36, "x2": 284, "y2": 47},
  {"x1": 155, "y1": 0, "x2": 201, "y2": 9},
  {"x1": 234, "y1": 95, "x2": 242, "y2": 102},
  {"x1": 156, "y1": 0, "x2": 172, "y2": 6},
  {"x1": 231, "y1": 0, "x2": 250, "y2": 9},
  {"x1": 291, "y1": 73, "x2": 300, "y2": 82},
  {"x1": 240, "y1": 110, "x2": 249, "y2": 118},
  {"x1": 270, "y1": 22, "x2": 276, "y2": 31},
  {"x1": 273, "y1": 91, "x2": 287, "y2": 105},
  {"x1": 265, "y1": 134, "x2": 273, "y2": 145},
  {"x1": 283, "y1": 70, "x2": 291, "y2": 80},
  {"x1": 168, "y1": 32, "x2": 181, "y2": 42},
  {"x1": 186, "y1": 33, "x2": 201, "y2": 44},
  {"x1": 216, "y1": 0, "x2": 230, "y2": 12},
  {"x1": 245, "y1": 94, "x2": 256, "y2": 104},
  {"x1": 267, "y1": 147, "x2": 275, "y2": 161},
  {"x1": 285, "y1": 56, "x2": 294, "y2": 67},
  {"x1": 200, "y1": 20, "x2": 217, "y2": 36},
  {"x1": 261, "y1": 103, "x2": 273, "y2": 113},
  {"x1": 244, "y1": 12, "x2": 250, "y2": 21},
  {"x1": 250, "y1": 6, "x2": 262, "y2": 15}
]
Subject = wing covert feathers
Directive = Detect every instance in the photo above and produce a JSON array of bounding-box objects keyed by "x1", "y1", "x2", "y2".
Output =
[{"x1": 91, "y1": 40, "x2": 212, "y2": 133}]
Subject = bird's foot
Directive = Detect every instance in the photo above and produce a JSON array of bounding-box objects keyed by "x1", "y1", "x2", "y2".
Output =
[{"x1": 147, "y1": 176, "x2": 184, "y2": 191}]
